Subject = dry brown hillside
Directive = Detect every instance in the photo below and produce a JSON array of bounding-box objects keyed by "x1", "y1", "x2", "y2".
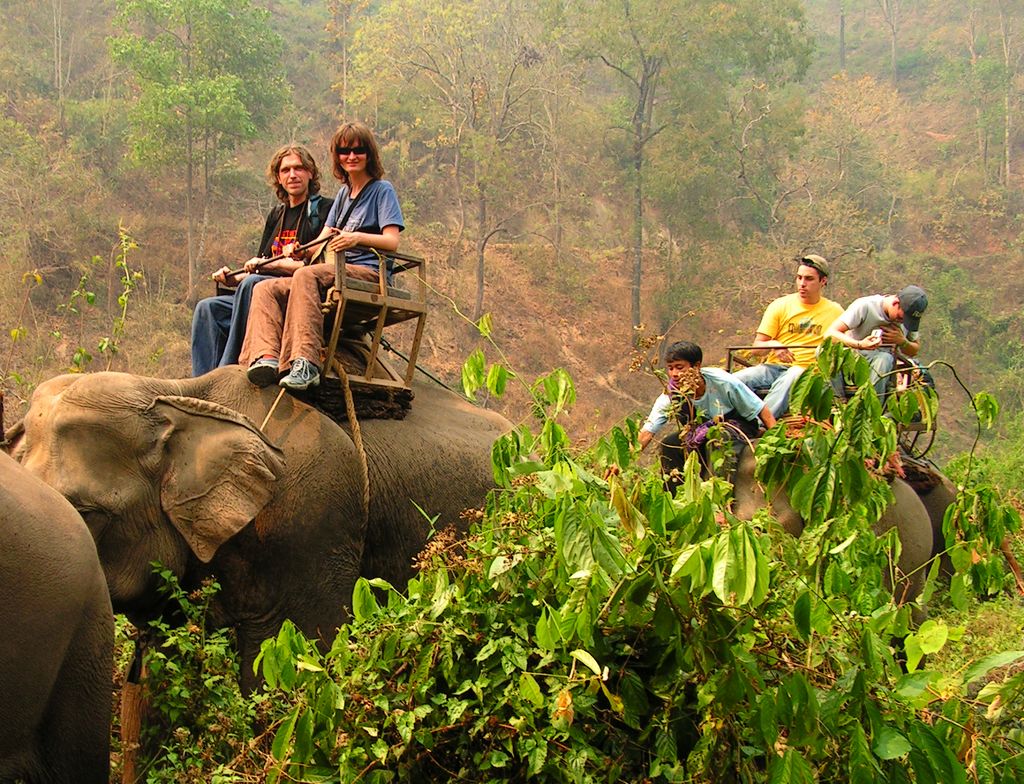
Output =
[{"x1": 409, "y1": 239, "x2": 988, "y2": 461}]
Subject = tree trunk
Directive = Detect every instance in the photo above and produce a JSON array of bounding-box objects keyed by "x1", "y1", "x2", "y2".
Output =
[
  {"x1": 546, "y1": 90, "x2": 564, "y2": 262},
  {"x1": 839, "y1": 0, "x2": 846, "y2": 71},
  {"x1": 474, "y1": 190, "x2": 487, "y2": 321},
  {"x1": 628, "y1": 54, "x2": 660, "y2": 338},
  {"x1": 999, "y1": 4, "x2": 1012, "y2": 185},
  {"x1": 120, "y1": 649, "x2": 148, "y2": 784},
  {"x1": 185, "y1": 121, "x2": 195, "y2": 304},
  {"x1": 631, "y1": 140, "x2": 643, "y2": 334},
  {"x1": 966, "y1": 10, "x2": 988, "y2": 182},
  {"x1": 876, "y1": 0, "x2": 899, "y2": 84},
  {"x1": 341, "y1": 18, "x2": 348, "y2": 115},
  {"x1": 332, "y1": 1, "x2": 351, "y2": 114},
  {"x1": 191, "y1": 132, "x2": 210, "y2": 309},
  {"x1": 184, "y1": 18, "x2": 196, "y2": 303},
  {"x1": 448, "y1": 122, "x2": 466, "y2": 268},
  {"x1": 889, "y1": 22, "x2": 898, "y2": 84}
]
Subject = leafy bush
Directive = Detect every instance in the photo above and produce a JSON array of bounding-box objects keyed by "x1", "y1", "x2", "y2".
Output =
[
  {"x1": 134, "y1": 570, "x2": 262, "y2": 784},
  {"x1": 244, "y1": 354, "x2": 1024, "y2": 783},
  {"x1": 119, "y1": 343, "x2": 1022, "y2": 782}
]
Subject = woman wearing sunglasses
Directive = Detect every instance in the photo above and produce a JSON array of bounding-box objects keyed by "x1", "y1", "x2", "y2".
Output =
[{"x1": 240, "y1": 121, "x2": 405, "y2": 391}]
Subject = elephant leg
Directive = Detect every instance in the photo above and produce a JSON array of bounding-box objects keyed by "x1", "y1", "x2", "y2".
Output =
[
  {"x1": 233, "y1": 589, "x2": 357, "y2": 694},
  {"x1": 39, "y1": 591, "x2": 113, "y2": 784}
]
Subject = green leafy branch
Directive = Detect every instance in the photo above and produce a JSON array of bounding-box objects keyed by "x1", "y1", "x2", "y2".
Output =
[
  {"x1": 99, "y1": 223, "x2": 142, "y2": 369},
  {"x1": 243, "y1": 355, "x2": 1024, "y2": 783}
]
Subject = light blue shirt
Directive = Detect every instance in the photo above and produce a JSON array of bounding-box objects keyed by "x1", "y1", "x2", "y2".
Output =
[{"x1": 642, "y1": 367, "x2": 764, "y2": 434}]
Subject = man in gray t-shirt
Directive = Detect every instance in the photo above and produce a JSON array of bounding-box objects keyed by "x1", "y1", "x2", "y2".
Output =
[{"x1": 824, "y1": 285, "x2": 928, "y2": 398}]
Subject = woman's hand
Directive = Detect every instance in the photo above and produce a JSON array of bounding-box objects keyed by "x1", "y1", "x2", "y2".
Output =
[{"x1": 327, "y1": 230, "x2": 360, "y2": 252}]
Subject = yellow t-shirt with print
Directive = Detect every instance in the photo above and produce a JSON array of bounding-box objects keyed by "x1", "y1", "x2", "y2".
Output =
[{"x1": 756, "y1": 293, "x2": 844, "y2": 367}]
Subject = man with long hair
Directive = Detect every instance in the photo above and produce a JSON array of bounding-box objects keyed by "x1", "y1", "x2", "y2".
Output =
[{"x1": 190, "y1": 144, "x2": 331, "y2": 376}]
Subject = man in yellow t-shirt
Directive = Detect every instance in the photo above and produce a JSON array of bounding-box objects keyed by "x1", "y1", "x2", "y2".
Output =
[{"x1": 733, "y1": 255, "x2": 844, "y2": 417}]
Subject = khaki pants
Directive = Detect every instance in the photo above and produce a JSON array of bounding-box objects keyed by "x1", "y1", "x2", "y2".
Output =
[{"x1": 239, "y1": 263, "x2": 378, "y2": 371}]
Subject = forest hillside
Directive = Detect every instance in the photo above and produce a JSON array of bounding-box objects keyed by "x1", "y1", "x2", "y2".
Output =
[{"x1": 2, "y1": 0, "x2": 1023, "y2": 472}]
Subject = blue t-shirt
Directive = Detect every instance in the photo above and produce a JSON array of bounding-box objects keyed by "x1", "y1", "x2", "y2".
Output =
[{"x1": 325, "y1": 179, "x2": 405, "y2": 269}]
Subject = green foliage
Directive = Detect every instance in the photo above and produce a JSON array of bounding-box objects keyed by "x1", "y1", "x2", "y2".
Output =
[
  {"x1": 243, "y1": 361, "x2": 1024, "y2": 783},
  {"x1": 943, "y1": 391, "x2": 1023, "y2": 605},
  {"x1": 0, "y1": 226, "x2": 147, "y2": 422},
  {"x1": 462, "y1": 346, "x2": 515, "y2": 402},
  {"x1": 137, "y1": 568, "x2": 260, "y2": 783},
  {"x1": 111, "y1": 0, "x2": 285, "y2": 168},
  {"x1": 97, "y1": 225, "x2": 142, "y2": 368},
  {"x1": 109, "y1": 0, "x2": 287, "y2": 295}
]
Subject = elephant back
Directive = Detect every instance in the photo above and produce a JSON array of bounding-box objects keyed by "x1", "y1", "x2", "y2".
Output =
[
  {"x1": 357, "y1": 381, "x2": 511, "y2": 588},
  {"x1": 732, "y1": 445, "x2": 804, "y2": 536}
]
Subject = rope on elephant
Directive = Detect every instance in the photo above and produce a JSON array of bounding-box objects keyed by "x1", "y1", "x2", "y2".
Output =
[
  {"x1": 379, "y1": 335, "x2": 471, "y2": 400},
  {"x1": 337, "y1": 361, "x2": 371, "y2": 513},
  {"x1": 260, "y1": 387, "x2": 288, "y2": 432}
]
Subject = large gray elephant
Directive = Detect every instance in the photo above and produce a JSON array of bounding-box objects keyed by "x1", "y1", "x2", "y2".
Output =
[
  {"x1": 732, "y1": 447, "x2": 939, "y2": 603},
  {"x1": 8, "y1": 366, "x2": 509, "y2": 688},
  {"x1": 0, "y1": 450, "x2": 113, "y2": 784}
]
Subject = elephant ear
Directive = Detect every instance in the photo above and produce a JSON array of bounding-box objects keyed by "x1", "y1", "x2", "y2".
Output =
[{"x1": 148, "y1": 396, "x2": 286, "y2": 563}]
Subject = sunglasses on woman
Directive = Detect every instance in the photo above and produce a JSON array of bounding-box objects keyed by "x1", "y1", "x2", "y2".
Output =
[{"x1": 336, "y1": 146, "x2": 368, "y2": 156}]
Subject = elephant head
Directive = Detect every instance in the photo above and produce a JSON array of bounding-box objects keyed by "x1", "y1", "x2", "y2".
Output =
[{"x1": 10, "y1": 372, "x2": 285, "y2": 612}]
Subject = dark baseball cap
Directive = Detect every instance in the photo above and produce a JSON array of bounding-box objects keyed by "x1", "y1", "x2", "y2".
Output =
[
  {"x1": 898, "y1": 285, "x2": 928, "y2": 332},
  {"x1": 799, "y1": 254, "x2": 830, "y2": 278}
]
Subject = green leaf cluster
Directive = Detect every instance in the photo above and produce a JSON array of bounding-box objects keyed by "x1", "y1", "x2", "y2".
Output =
[
  {"x1": 246, "y1": 363, "x2": 1024, "y2": 783},
  {"x1": 134, "y1": 568, "x2": 261, "y2": 783},
  {"x1": 110, "y1": 0, "x2": 286, "y2": 170}
]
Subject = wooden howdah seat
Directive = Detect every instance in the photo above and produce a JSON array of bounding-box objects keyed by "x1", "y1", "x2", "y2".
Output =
[
  {"x1": 309, "y1": 247, "x2": 427, "y2": 423},
  {"x1": 725, "y1": 344, "x2": 937, "y2": 458},
  {"x1": 726, "y1": 344, "x2": 818, "y2": 376}
]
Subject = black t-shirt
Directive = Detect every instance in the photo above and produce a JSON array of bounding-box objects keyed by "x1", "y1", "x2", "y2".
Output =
[
  {"x1": 255, "y1": 195, "x2": 334, "y2": 259},
  {"x1": 270, "y1": 204, "x2": 303, "y2": 257}
]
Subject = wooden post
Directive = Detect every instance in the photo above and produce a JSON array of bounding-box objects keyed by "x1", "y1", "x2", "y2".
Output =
[{"x1": 120, "y1": 642, "x2": 148, "y2": 784}]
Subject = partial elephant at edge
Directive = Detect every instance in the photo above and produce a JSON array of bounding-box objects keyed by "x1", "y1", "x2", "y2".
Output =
[
  {"x1": 0, "y1": 450, "x2": 113, "y2": 784},
  {"x1": 731, "y1": 445, "x2": 943, "y2": 606}
]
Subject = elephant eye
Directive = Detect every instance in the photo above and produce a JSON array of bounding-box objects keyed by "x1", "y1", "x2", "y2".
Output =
[{"x1": 77, "y1": 508, "x2": 112, "y2": 539}]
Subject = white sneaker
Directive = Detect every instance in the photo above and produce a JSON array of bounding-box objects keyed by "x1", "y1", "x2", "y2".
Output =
[{"x1": 279, "y1": 358, "x2": 320, "y2": 391}]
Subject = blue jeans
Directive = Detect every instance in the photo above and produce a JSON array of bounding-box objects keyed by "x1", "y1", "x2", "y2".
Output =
[
  {"x1": 190, "y1": 274, "x2": 271, "y2": 376},
  {"x1": 830, "y1": 349, "x2": 896, "y2": 400},
  {"x1": 733, "y1": 363, "x2": 805, "y2": 418}
]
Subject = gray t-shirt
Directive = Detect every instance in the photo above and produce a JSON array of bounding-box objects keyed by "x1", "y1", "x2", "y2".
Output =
[{"x1": 837, "y1": 295, "x2": 915, "y2": 341}]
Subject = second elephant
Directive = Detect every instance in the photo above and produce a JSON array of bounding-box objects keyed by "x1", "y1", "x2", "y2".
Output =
[
  {"x1": 9, "y1": 367, "x2": 509, "y2": 688},
  {"x1": 0, "y1": 450, "x2": 112, "y2": 784},
  {"x1": 732, "y1": 447, "x2": 940, "y2": 603}
]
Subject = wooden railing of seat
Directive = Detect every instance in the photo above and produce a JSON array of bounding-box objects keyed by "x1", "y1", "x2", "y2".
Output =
[
  {"x1": 726, "y1": 344, "x2": 936, "y2": 457},
  {"x1": 321, "y1": 248, "x2": 427, "y2": 391},
  {"x1": 725, "y1": 344, "x2": 818, "y2": 373}
]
